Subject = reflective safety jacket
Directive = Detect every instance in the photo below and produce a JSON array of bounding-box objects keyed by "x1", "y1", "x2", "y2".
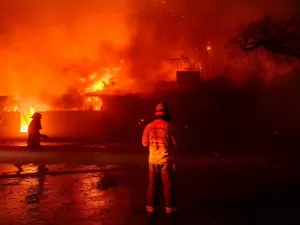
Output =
[{"x1": 142, "y1": 119, "x2": 177, "y2": 164}]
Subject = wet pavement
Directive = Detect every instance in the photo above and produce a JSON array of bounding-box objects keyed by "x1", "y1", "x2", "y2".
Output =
[
  {"x1": 0, "y1": 164, "x2": 137, "y2": 225},
  {"x1": 0, "y1": 147, "x2": 300, "y2": 225}
]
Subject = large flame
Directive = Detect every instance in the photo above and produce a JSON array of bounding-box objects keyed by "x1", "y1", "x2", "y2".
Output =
[
  {"x1": 20, "y1": 106, "x2": 36, "y2": 133},
  {"x1": 92, "y1": 80, "x2": 106, "y2": 92},
  {"x1": 83, "y1": 68, "x2": 120, "y2": 110},
  {"x1": 3, "y1": 67, "x2": 120, "y2": 134},
  {"x1": 85, "y1": 68, "x2": 118, "y2": 93},
  {"x1": 4, "y1": 98, "x2": 49, "y2": 134}
]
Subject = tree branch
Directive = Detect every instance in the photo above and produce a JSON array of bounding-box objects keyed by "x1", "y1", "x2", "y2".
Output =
[{"x1": 230, "y1": 17, "x2": 300, "y2": 59}]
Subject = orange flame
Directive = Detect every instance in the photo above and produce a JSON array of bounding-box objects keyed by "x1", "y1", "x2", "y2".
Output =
[
  {"x1": 20, "y1": 106, "x2": 36, "y2": 133},
  {"x1": 92, "y1": 79, "x2": 106, "y2": 92},
  {"x1": 83, "y1": 68, "x2": 120, "y2": 111},
  {"x1": 85, "y1": 68, "x2": 119, "y2": 93},
  {"x1": 86, "y1": 97, "x2": 103, "y2": 110}
]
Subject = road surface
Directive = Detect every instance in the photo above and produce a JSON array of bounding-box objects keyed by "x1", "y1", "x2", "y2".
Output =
[{"x1": 0, "y1": 145, "x2": 299, "y2": 225}]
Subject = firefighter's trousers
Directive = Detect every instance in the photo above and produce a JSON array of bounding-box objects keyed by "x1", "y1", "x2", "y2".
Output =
[{"x1": 146, "y1": 163, "x2": 177, "y2": 214}]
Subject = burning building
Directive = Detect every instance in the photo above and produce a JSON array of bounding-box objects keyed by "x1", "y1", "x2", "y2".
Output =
[
  {"x1": 0, "y1": 66, "x2": 124, "y2": 137},
  {"x1": 0, "y1": 64, "x2": 202, "y2": 140}
]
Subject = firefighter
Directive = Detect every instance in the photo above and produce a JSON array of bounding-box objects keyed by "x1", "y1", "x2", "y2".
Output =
[
  {"x1": 14, "y1": 112, "x2": 48, "y2": 173},
  {"x1": 142, "y1": 102, "x2": 178, "y2": 220},
  {"x1": 27, "y1": 112, "x2": 48, "y2": 148}
]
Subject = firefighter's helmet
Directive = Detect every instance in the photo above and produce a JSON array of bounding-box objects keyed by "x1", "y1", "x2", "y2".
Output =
[
  {"x1": 30, "y1": 112, "x2": 42, "y2": 120},
  {"x1": 155, "y1": 102, "x2": 170, "y2": 116}
]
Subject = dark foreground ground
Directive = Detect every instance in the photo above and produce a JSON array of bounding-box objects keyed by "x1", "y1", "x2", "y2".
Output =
[{"x1": 0, "y1": 142, "x2": 299, "y2": 225}]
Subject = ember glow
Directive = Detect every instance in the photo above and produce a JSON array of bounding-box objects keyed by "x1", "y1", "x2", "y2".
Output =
[{"x1": 86, "y1": 97, "x2": 103, "y2": 110}]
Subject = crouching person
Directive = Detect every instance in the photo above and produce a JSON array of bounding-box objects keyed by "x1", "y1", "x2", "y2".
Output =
[{"x1": 142, "y1": 102, "x2": 178, "y2": 221}]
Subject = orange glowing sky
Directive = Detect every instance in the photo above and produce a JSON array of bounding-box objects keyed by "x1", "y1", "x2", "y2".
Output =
[{"x1": 0, "y1": 0, "x2": 297, "y2": 98}]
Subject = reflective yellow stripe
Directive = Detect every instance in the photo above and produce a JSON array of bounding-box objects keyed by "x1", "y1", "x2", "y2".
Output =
[
  {"x1": 166, "y1": 207, "x2": 178, "y2": 213},
  {"x1": 146, "y1": 206, "x2": 156, "y2": 212}
]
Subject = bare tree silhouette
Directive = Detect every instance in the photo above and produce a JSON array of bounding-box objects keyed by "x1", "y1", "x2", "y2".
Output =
[{"x1": 230, "y1": 17, "x2": 300, "y2": 59}]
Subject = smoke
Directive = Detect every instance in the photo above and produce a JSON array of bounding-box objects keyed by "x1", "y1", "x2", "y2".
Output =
[
  {"x1": 50, "y1": 88, "x2": 85, "y2": 110},
  {"x1": 0, "y1": 0, "x2": 297, "y2": 106},
  {"x1": 0, "y1": 0, "x2": 134, "y2": 98},
  {"x1": 126, "y1": 0, "x2": 297, "y2": 85}
]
